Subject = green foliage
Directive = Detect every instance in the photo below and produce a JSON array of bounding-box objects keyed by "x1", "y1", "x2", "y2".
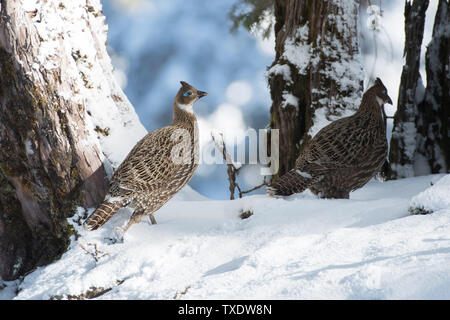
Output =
[
  {"x1": 229, "y1": 0, "x2": 274, "y2": 38},
  {"x1": 408, "y1": 205, "x2": 433, "y2": 216}
]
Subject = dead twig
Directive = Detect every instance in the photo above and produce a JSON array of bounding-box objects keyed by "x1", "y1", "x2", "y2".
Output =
[
  {"x1": 211, "y1": 132, "x2": 268, "y2": 200},
  {"x1": 79, "y1": 242, "x2": 110, "y2": 263},
  {"x1": 173, "y1": 285, "x2": 192, "y2": 299},
  {"x1": 238, "y1": 177, "x2": 268, "y2": 197}
]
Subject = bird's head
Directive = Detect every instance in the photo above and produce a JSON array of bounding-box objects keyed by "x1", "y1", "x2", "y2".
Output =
[
  {"x1": 175, "y1": 81, "x2": 208, "y2": 113},
  {"x1": 372, "y1": 77, "x2": 393, "y2": 105}
]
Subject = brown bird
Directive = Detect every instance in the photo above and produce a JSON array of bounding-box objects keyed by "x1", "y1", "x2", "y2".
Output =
[
  {"x1": 84, "y1": 81, "x2": 207, "y2": 232},
  {"x1": 267, "y1": 78, "x2": 392, "y2": 199}
]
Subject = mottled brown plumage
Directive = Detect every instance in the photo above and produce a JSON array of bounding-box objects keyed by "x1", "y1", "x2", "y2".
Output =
[
  {"x1": 84, "y1": 81, "x2": 207, "y2": 232},
  {"x1": 268, "y1": 78, "x2": 393, "y2": 199}
]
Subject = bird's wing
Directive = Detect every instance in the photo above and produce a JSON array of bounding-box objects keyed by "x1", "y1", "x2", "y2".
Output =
[
  {"x1": 111, "y1": 126, "x2": 188, "y2": 195},
  {"x1": 297, "y1": 116, "x2": 380, "y2": 172}
]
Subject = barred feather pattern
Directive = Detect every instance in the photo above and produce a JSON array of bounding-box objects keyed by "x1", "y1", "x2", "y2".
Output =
[
  {"x1": 268, "y1": 80, "x2": 389, "y2": 199},
  {"x1": 267, "y1": 169, "x2": 320, "y2": 196},
  {"x1": 84, "y1": 200, "x2": 128, "y2": 231},
  {"x1": 83, "y1": 83, "x2": 201, "y2": 231}
]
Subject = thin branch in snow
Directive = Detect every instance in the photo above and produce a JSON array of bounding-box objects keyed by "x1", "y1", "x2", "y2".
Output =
[
  {"x1": 211, "y1": 132, "x2": 268, "y2": 200},
  {"x1": 212, "y1": 132, "x2": 241, "y2": 200},
  {"x1": 173, "y1": 285, "x2": 192, "y2": 299},
  {"x1": 79, "y1": 243, "x2": 109, "y2": 263}
]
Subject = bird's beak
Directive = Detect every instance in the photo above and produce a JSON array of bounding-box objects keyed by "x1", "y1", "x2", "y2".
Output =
[
  {"x1": 386, "y1": 95, "x2": 393, "y2": 105},
  {"x1": 197, "y1": 90, "x2": 208, "y2": 99}
]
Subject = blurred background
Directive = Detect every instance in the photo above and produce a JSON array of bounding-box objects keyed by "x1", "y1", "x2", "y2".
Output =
[
  {"x1": 102, "y1": 0, "x2": 438, "y2": 199},
  {"x1": 103, "y1": 0, "x2": 274, "y2": 199}
]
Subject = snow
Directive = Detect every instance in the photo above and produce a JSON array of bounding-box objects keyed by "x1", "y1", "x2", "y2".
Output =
[
  {"x1": 22, "y1": 0, "x2": 148, "y2": 169},
  {"x1": 366, "y1": 5, "x2": 382, "y2": 31},
  {"x1": 22, "y1": 0, "x2": 38, "y2": 12},
  {"x1": 283, "y1": 24, "x2": 310, "y2": 75},
  {"x1": 410, "y1": 174, "x2": 450, "y2": 214},
  {"x1": 0, "y1": 281, "x2": 18, "y2": 300},
  {"x1": 267, "y1": 64, "x2": 292, "y2": 84},
  {"x1": 7, "y1": 174, "x2": 450, "y2": 300},
  {"x1": 390, "y1": 121, "x2": 418, "y2": 178},
  {"x1": 305, "y1": 0, "x2": 364, "y2": 137},
  {"x1": 282, "y1": 92, "x2": 299, "y2": 109},
  {"x1": 2, "y1": 0, "x2": 448, "y2": 301}
]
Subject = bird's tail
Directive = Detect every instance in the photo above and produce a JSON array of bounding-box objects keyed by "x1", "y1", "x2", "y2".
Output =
[
  {"x1": 267, "y1": 169, "x2": 317, "y2": 196},
  {"x1": 83, "y1": 199, "x2": 127, "y2": 231}
]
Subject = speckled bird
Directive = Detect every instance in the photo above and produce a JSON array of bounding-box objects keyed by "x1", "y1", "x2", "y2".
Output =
[
  {"x1": 268, "y1": 78, "x2": 392, "y2": 199},
  {"x1": 84, "y1": 81, "x2": 207, "y2": 232}
]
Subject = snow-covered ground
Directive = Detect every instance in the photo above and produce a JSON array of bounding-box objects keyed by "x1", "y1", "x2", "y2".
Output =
[
  {"x1": 2, "y1": 174, "x2": 450, "y2": 300},
  {"x1": 1, "y1": 0, "x2": 447, "y2": 301}
]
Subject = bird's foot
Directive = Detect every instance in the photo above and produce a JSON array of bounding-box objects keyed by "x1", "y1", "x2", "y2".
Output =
[
  {"x1": 149, "y1": 214, "x2": 157, "y2": 225},
  {"x1": 105, "y1": 227, "x2": 125, "y2": 244}
]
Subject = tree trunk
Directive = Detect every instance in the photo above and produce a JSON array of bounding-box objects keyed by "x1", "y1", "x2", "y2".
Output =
[
  {"x1": 0, "y1": 0, "x2": 142, "y2": 280},
  {"x1": 388, "y1": 0, "x2": 429, "y2": 179},
  {"x1": 415, "y1": 0, "x2": 449, "y2": 174},
  {"x1": 389, "y1": 0, "x2": 449, "y2": 178},
  {"x1": 268, "y1": 0, "x2": 364, "y2": 177}
]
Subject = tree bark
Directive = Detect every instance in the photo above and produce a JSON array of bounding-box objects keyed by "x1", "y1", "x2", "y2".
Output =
[
  {"x1": 415, "y1": 0, "x2": 449, "y2": 174},
  {"x1": 0, "y1": 0, "x2": 115, "y2": 280},
  {"x1": 389, "y1": 0, "x2": 449, "y2": 178},
  {"x1": 268, "y1": 0, "x2": 363, "y2": 177},
  {"x1": 388, "y1": 0, "x2": 429, "y2": 179}
]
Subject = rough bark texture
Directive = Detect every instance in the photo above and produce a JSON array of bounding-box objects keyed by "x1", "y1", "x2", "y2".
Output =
[
  {"x1": 268, "y1": 0, "x2": 363, "y2": 177},
  {"x1": 389, "y1": 0, "x2": 449, "y2": 178},
  {"x1": 388, "y1": 0, "x2": 429, "y2": 179},
  {"x1": 0, "y1": 0, "x2": 110, "y2": 280},
  {"x1": 415, "y1": 0, "x2": 449, "y2": 174}
]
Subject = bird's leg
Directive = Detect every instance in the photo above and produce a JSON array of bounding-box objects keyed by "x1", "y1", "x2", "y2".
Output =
[
  {"x1": 122, "y1": 213, "x2": 143, "y2": 233},
  {"x1": 121, "y1": 211, "x2": 157, "y2": 234}
]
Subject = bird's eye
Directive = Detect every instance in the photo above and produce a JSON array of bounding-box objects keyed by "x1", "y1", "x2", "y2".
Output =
[
  {"x1": 382, "y1": 89, "x2": 387, "y2": 95},
  {"x1": 183, "y1": 90, "x2": 193, "y2": 97}
]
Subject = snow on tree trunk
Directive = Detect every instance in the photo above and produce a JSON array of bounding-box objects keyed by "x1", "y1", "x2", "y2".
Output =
[
  {"x1": 388, "y1": 0, "x2": 429, "y2": 179},
  {"x1": 415, "y1": 0, "x2": 449, "y2": 175},
  {"x1": 0, "y1": 0, "x2": 146, "y2": 280},
  {"x1": 267, "y1": 0, "x2": 364, "y2": 177}
]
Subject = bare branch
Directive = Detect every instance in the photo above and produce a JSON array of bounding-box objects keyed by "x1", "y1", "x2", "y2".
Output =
[
  {"x1": 211, "y1": 132, "x2": 268, "y2": 199},
  {"x1": 238, "y1": 177, "x2": 268, "y2": 197}
]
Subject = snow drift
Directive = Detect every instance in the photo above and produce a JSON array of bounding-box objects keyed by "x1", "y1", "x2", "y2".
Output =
[{"x1": 2, "y1": 174, "x2": 449, "y2": 300}]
